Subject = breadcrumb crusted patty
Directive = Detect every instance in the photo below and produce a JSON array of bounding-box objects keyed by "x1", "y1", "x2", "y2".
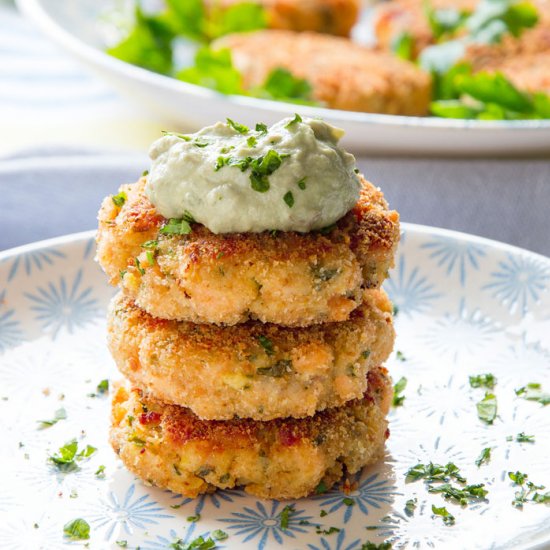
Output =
[
  {"x1": 110, "y1": 367, "x2": 392, "y2": 500},
  {"x1": 214, "y1": 30, "x2": 432, "y2": 115},
  {"x1": 208, "y1": 0, "x2": 361, "y2": 37},
  {"x1": 107, "y1": 289, "x2": 394, "y2": 420},
  {"x1": 96, "y1": 176, "x2": 399, "y2": 326}
]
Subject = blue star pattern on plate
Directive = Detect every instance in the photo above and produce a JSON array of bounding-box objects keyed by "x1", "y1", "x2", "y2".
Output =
[
  {"x1": 2, "y1": 247, "x2": 66, "y2": 282},
  {"x1": 220, "y1": 501, "x2": 312, "y2": 549},
  {"x1": 420, "y1": 235, "x2": 486, "y2": 287},
  {"x1": 482, "y1": 253, "x2": 550, "y2": 314},
  {"x1": 0, "y1": 225, "x2": 549, "y2": 549},
  {"x1": 384, "y1": 256, "x2": 442, "y2": 316},
  {"x1": 307, "y1": 528, "x2": 362, "y2": 550},
  {"x1": 313, "y1": 473, "x2": 397, "y2": 523},
  {"x1": 24, "y1": 268, "x2": 100, "y2": 337},
  {"x1": 0, "y1": 290, "x2": 23, "y2": 352},
  {"x1": 88, "y1": 483, "x2": 174, "y2": 540}
]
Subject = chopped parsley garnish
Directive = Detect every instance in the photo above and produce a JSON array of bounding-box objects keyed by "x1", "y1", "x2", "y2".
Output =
[
  {"x1": 320, "y1": 510, "x2": 328, "y2": 517},
  {"x1": 142, "y1": 169, "x2": 149, "y2": 176},
  {"x1": 162, "y1": 131, "x2": 192, "y2": 141},
  {"x1": 509, "y1": 471, "x2": 528, "y2": 485},
  {"x1": 128, "y1": 433, "x2": 146, "y2": 447},
  {"x1": 256, "y1": 359, "x2": 292, "y2": 378},
  {"x1": 135, "y1": 257, "x2": 145, "y2": 275},
  {"x1": 160, "y1": 217, "x2": 192, "y2": 235},
  {"x1": 48, "y1": 439, "x2": 97, "y2": 471},
  {"x1": 95, "y1": 465, "x2": 106, "y2": 478},
  {"x1": 212, "y1": 530, "x2": 228, "y2": 541},
  {"x1": 316, "y1": 526, "x2": 340, "y2": 535},
  {"x1": 115, "y1": 542, "x2": 128, "y2": 548},
  {"x1": 258, "y1": 335, "x2": 275, "y2": 355},
  {"x1": 37, "y1": 408, "x2": 67, "y2": 429},
  {"x1": 515, "y1": 382, "x2": 550, "y2": 405},
  {"x1": 187, "y1": 514, "x2": 201, "y2": 522},
  {"x1": 285, "y1": 113, "x2": 303, "y2": 128},
  {"x1": 361, "y1": 350, "x2": 371, "y2": 359},
  {"x1": 508, "y1": 471, "x2": 548, "y2": 508},
  {"x1": 406, "y1": 462, "x2": 466, "y2": 483},
  {"x1": 469, "y1": 373, "x2": 497, "y2": 389},
  {"x1": 111, "y1": 191, "x2": 127, "y2": 208},
  {"x1": 392, "y1": 377, "x2": 407, "y2": 407},
  {"x1": 475, "y1": 447, "x2": 492, "y2": 467},
  {"x1": 515, "y1": 432, "x2": 535, "y2": 443},
  {"x1": 279, "y1": 504, "x2": 294, "y2": 529},
  {"x1": 227, "y1": 118, "x2": 249, "y2": 134},
  {"x1": 249, "y1": 150, "x2": 288, "y2": 192},
  {"x1": 362, "y1": 543, "x2": 392, "y2": 550},
  {"x1": 146, "y1": 250, "x2": 156, "y2": 265},
  {"x1": 395, "y1": 350, "x2": 407, "y2": 362},
  {"x1": 431, "y1": 504, "x2": 455, "y2": 525},
  {"x1": 297, "y1": 177, "x2": 307, "y2": 190},
  {"x1": 283, "y1": 191, "x2": 294, "y2": 208},
  {"x1": 343, "y1": 497, "x2": 355, "y2": 506},
  {"x1": 315, "y1": 479, "x2": 328, "y2": 494},
  {"x1": 97, "y1": 379, "x2": 109, "y2": 395},
  {"x1": 170, "y1": 535, "x2": 217, "y2": 549},
  {"x1": 404, "y1": 498, "x2": 417, "y2": 517},
  {"x1": 429, "y1": 482, "x2": 488, "y2": 505},
  {"x1": 119, "y1": 269, "x2": 127, "y2": 279},
  {"x1": 256, "y1": 122, "x2": 268, "y2": 133},
  {"x1": 476, "y1": 392, "x2": 497, "y2": 424},
  {"x1": 63, "y1": 518, "x2": 90, "y2": 540},
  {"x1": 247, "y1": 135, "x2": 257, "y2": 147}
]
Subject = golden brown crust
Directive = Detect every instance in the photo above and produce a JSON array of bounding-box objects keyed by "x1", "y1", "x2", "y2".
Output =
[
  {"x1": 110, "y1": 368, "x2": 391, "y2": 500},
  {"x1": 96, "y1": 176, "x2": 400, "y2": 326},
  {"x1": 107, "y1": 289, "x2": 395, "y2": 420},
  {"x1": 208, "y1": 0, "x2": 361, "y2": 36},
  {"x1": 214, "y1": 30, "x2": 432, "y2": 115},
  {"x1": 373, "y1": 0, "x2": 478, "y2": 56},
  {"x1": 465, "y1": 24, "x2": 550, "y2": 94},
  {"x1": 374, "y1": 0, "x2": 550, "y2": 95}
]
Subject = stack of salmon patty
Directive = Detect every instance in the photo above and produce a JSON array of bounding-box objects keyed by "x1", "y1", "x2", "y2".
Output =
[{"x1": 96, "y1": 174, "x2": 399, "y2": 500}]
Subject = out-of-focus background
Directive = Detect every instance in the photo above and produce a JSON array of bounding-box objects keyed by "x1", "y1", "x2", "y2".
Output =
[{"x1": 1, "y1": 0, "x2": 549, "y2": 255}]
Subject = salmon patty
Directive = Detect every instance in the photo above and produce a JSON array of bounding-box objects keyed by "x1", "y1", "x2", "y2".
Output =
[
  {"x1": 214, "y1": 30, "x2": 432, "y2": 115},
  {"x1": 96, "y1": 176, "x2": 399, "y2": 326},
  {"x1": 107, "y1": 289, "x2": 394, "y2": 420},
  {"x1": 208, "y1": 0, "x2": 361, "y2": 36},
  {"x1": 110, "y1": 367, "x2": 392, "y2": 500}
]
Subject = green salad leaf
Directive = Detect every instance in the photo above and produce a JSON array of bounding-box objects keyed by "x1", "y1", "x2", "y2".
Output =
[
  {"x1": 178, "y1": 47, "x2": 245, "y2": 95},
  {"x1": 108, "y1": 7, "x2": 174, "y2": 75}
]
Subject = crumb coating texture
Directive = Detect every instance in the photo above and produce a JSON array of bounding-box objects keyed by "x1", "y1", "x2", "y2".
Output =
[
  {"x1": 110, "y1": 367, "x2": 392, "y2": 500},
  {"x1": 215, "y1": 30, "x2": 432, "y2": 115},
  {"x1": 96, "y1": 176, "x2": 399, "y2": 326},
  {"x1": 107, "y1": 289, "x2": 395, "y2": 420}
]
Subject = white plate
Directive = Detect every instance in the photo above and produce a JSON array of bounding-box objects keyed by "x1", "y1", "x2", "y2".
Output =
[
  {"x1": 16, "y1": 0, "x2": 550, "y2": 156},
  {"x1": 1, "y1": 224, "x2": 549, "y2": 549}
]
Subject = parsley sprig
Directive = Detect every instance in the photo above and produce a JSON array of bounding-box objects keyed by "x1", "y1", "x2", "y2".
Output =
[
  {"x1": 63, "y1": 518, "x2": 90, "y2": 540},
  {"x1": 392, "y1": 377, "x2": 407, "y2": 407},
  {"x1": 515, "y1": 382, "x2": 550, "y2": 405},
  {"x1": 469, "y1": 373, "x2": 497, "y2": 389},
  {"x1": 37, "y1": 408, "x2": 67, "y2": 430},
  {"x1": 48, "y1": 439, "x2": 97, "y2": 472},
  {"x1": 508, "y1": 471, "x2": 549, "y2": 507}
]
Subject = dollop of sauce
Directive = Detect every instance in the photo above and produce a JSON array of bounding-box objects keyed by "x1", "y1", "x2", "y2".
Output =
[{"x1": 145, "y1": 116, "x2": 360, "y2": 234}]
